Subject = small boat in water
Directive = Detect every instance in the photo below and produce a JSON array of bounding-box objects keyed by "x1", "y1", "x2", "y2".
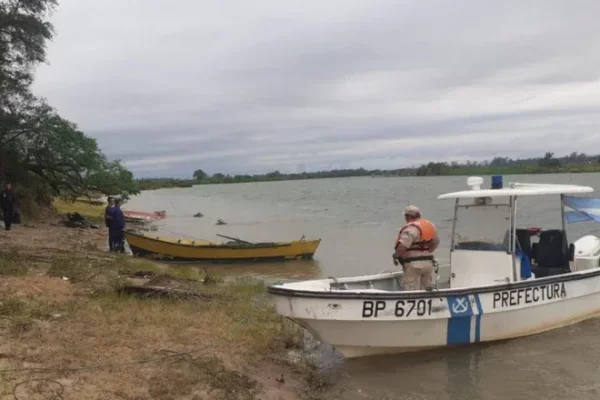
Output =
[
  {"x1": 124, "y1": 231, "x2": 321, "y2": 263},
  {"x1": 267, "y1": 176, "x2": 600, "y2": 358},
  {"x1": 123, "y1": 210, "x2": 167, "y2": 222}
]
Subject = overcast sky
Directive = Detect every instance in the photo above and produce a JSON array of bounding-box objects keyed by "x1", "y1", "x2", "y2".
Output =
[{"x1": 32, "y1": 0, "x2": 600, "y2": 178}]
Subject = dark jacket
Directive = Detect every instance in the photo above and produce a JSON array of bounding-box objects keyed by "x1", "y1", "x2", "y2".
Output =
[
  {"x1": 110, "y1": 207, "x2": 125, "y2": 231},
  {"x1": 104, "y1": 205, "x2": 114, "y2": 228},
  {"x1": 0, "y1": 190, "x2": 15, "y2": 211}
]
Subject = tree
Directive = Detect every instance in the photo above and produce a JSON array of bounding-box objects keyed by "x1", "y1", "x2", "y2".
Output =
[
  {"x1": 192, "y1": 169, "x2": 207, "y2": 180},
  {"x1": 4, "y1": 98, "x2": 138, "y2": 198},
  {"x1": 538, "y1": 152, "x2": 561, "y2": 168},
  {"x1": 490, "y1": 157, "x2": 509, "y2": 167},
  {"x1": 0, "y1": 0, "x2": 57, "y2": 97},
  {"x1": 0, "y1": 0, "x2": 139, "y2": 206}
]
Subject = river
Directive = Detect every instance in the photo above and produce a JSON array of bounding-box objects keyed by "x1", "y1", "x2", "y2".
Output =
[{"x1": 125, "y1": 173, "x2": 600, "y2": 399}]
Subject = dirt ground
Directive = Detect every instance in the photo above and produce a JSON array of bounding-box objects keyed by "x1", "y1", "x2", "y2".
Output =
[{"x1": 0, "y1": 217, "x2": 326, "y2": 400}]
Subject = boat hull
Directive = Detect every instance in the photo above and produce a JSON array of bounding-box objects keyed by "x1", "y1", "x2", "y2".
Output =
[
  {"x1": 124, "y1": 231, "x2": 321, "y2": 263},
  {"x1": 270, "y1": 269, "x2": 600, "y2": 358},
  {"x1": 123, "y1": 210, "x2": 166, "y2": 222}
]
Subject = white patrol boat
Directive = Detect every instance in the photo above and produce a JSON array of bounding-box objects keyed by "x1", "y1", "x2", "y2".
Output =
[{"x1": 266, "y1": 176, "x2": 600, "y2": 358}]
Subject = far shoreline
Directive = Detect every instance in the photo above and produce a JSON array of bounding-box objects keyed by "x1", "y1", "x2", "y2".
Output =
[{"x1": 137, "y1": 167, "x2": 600, "y2": 191}]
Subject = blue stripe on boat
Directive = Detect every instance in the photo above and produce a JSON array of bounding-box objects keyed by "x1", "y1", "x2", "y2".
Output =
[
  {"x1": 474, "y1": 294, "x2": 484, "y2": 343},
  {"x1": 447, "y1": 295, "x2": 473, "y2": 345}
]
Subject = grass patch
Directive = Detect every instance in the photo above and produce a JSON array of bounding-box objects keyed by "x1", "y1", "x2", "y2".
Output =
[
  {"x1": 197, "y1": 278, "x2": 306, "y2": 358},
  {"x1": 0, "y1": 298, "x2": 26, "y2": 317},
  {"x1": 52, "y1": 198, "x2": 105, "y2": 223},
  {"x1": 0, "y1": 248, "x2": 27, "y2": 276},
  {"x1": 47, "y1": 258, "x2": 95, "y2": 282},
  {"x1": 0, "y1": 229, "x2": 318, "y2": 399},
  {"x1": 115, "y1": 255, "x2": 222, "y2": 284},
  {"x1": 0, "y1": 279, "x2": 312, "y2": 398},
  {"x1": 116, "y1": 255, "x2": 163, "y2": 274},
  {"x1": 148, "y1": 356, "x2": 259, "y2": 400}
]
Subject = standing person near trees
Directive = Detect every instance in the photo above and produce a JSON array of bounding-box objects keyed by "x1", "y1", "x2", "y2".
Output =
[
  {"x1": 0, "y1": 183, "x2": 16, "y2": 231},
  {"x1": 109, "y1": 198, "x2": 126, "y2": 252},
  {"x1": 104, "y1": 196, "x2": 115, "y2": 251}
]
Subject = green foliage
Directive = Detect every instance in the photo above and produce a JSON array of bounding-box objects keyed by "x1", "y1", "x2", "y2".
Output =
[
  {"x1": 0, "y1": 0, "x2": 57, "y2": 96},
  {"x1": 0, "y1": 0, "x2": 138, "y2": 208},
  {"x1": 538, "y1": 152, "x2": 561, "y2": 168},
  {"x1": 137, "y1": 178, "x2": 195, "y2": 191},
  {"x1": 192, "y1": 168, "x2": 207, "y2": 180}
]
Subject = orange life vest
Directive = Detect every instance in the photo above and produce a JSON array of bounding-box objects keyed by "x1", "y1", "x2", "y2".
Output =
[{"x1": 396, "y1": 218, "x2": 437, "y2": 252}]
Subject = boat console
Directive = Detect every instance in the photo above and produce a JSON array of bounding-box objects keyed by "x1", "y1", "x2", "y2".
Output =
[
  {"x1": 437, "y1": 176, "x2": 600, "y2": 288},
  {"x1": 516, "y1": 228, "x2": 573, "y2": 277}
]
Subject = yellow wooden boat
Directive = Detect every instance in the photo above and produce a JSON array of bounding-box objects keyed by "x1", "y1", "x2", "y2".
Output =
[{"x1": 124, "y1": 230, "x2": 321, "y2": 263}]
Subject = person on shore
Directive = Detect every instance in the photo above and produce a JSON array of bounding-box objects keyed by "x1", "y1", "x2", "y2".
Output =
[
  {"x1": 109, "y1": 198, "x2": 125, "y2": 252},
  {"x1": 393, "y1": 205, "x2": 440, "y2": 291},
  {"x1": 104, "y1": 196, "x2": 114, "y2": 251},
  {"x1": 1, "y1": 183, "x2": 16, "y2": 231}
]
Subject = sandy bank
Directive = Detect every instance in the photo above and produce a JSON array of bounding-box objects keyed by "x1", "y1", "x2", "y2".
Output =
[{"x1": 0, "y1": 215, "x2": 329, "y2": 400}]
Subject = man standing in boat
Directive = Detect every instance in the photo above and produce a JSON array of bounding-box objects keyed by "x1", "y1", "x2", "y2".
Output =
[{"x1": 393, "y1": 205, "x2": 440, "y2": 291}]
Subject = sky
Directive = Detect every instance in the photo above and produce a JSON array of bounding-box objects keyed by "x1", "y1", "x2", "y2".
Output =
[{"x1": 32, "y1": 0, "x2": 600, "y2": 178}]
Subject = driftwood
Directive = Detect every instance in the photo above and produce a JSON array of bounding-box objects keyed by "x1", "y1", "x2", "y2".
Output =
[
  {"x1": 61, "y1": 213, "x2": 100, "y2": 229},
  {"x1": 120, "y1": 284, "x2": 210, "y2": 299},
  {"x1": 123, "y1": 270, "x2": 158, "y2": 279}
]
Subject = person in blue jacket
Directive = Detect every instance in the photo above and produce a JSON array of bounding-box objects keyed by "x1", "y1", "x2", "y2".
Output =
[
  {"x1": 104, "y1": 196, "x2": 114, "y2": 251},
  {"x1": 109, "y1": 198, "x2": 126, "y2": 252}
]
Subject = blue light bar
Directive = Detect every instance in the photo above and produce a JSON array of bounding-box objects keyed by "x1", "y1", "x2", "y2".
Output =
[{"x1": 491, "y1": 175, "x2": 503, "y2": 189}]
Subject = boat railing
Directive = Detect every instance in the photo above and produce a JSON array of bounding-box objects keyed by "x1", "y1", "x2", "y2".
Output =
[{"x1": 328, "y1": 276, "x2": 349, "y2": 290}]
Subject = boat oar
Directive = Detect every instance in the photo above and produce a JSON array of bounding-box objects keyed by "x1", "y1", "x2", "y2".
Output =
[{"x1": 216, "y1": 234, "x2": 254, "y2": 245}]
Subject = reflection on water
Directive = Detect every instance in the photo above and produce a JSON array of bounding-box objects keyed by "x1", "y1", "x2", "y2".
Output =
[{"x1": 123, "y1": 174, "x2": 600, "y2": 399}]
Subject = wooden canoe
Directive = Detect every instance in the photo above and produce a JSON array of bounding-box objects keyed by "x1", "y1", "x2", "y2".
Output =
[{"x1": 123, "y1": 230, "x2": 321, "y2": 263}]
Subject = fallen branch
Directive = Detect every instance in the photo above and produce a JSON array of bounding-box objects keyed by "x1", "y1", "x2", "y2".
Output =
[{"x1": 120, "y1": 285, "x2": 211, "y2": 300}]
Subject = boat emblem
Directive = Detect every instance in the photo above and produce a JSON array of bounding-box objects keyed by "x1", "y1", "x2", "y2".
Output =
[{"x1": 450, "y1": 296, "x2": 469, "y2": 314}]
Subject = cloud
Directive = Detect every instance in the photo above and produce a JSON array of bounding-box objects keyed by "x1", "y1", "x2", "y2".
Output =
[{"x1": 31, "y1": 0, "x2": 600, "y2": 177}]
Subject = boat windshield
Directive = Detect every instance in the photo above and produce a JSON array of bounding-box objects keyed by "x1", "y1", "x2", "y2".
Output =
[{"x1": 453, "y1": 203, "x2": 511, "y2": 252}]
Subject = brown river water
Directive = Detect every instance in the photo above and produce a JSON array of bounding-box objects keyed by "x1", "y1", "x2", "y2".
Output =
[{"x1": 125, "y1": 173, "x2": 600, "y2": 400}]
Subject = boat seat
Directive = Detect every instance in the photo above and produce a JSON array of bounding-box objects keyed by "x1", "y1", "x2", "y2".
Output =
[
  {"x1": 531, "y1": 229, "x2": 574, "y2": 277},
  {"x1": 515, "y1": 229, "x2": 533, "y2": 259}
]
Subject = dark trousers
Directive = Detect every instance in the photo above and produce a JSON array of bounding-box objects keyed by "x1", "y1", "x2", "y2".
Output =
[
  {"x1": 109, "y1": 229, "x2": 125, "y2": 252},
  {"x1": 2, "y1": 207, "x2": 12, "y2": 230},
  {"x1": 107, "y1": 228, "x2": 114, "y2": 251}
]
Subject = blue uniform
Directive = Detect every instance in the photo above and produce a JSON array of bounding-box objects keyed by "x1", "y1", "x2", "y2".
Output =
[
  {"x1": 105, "y1": 205, "x2": 114, "y2": 250},
  {"x1": 109, "y1": 206, "x2": 125, "y2": 252}
]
